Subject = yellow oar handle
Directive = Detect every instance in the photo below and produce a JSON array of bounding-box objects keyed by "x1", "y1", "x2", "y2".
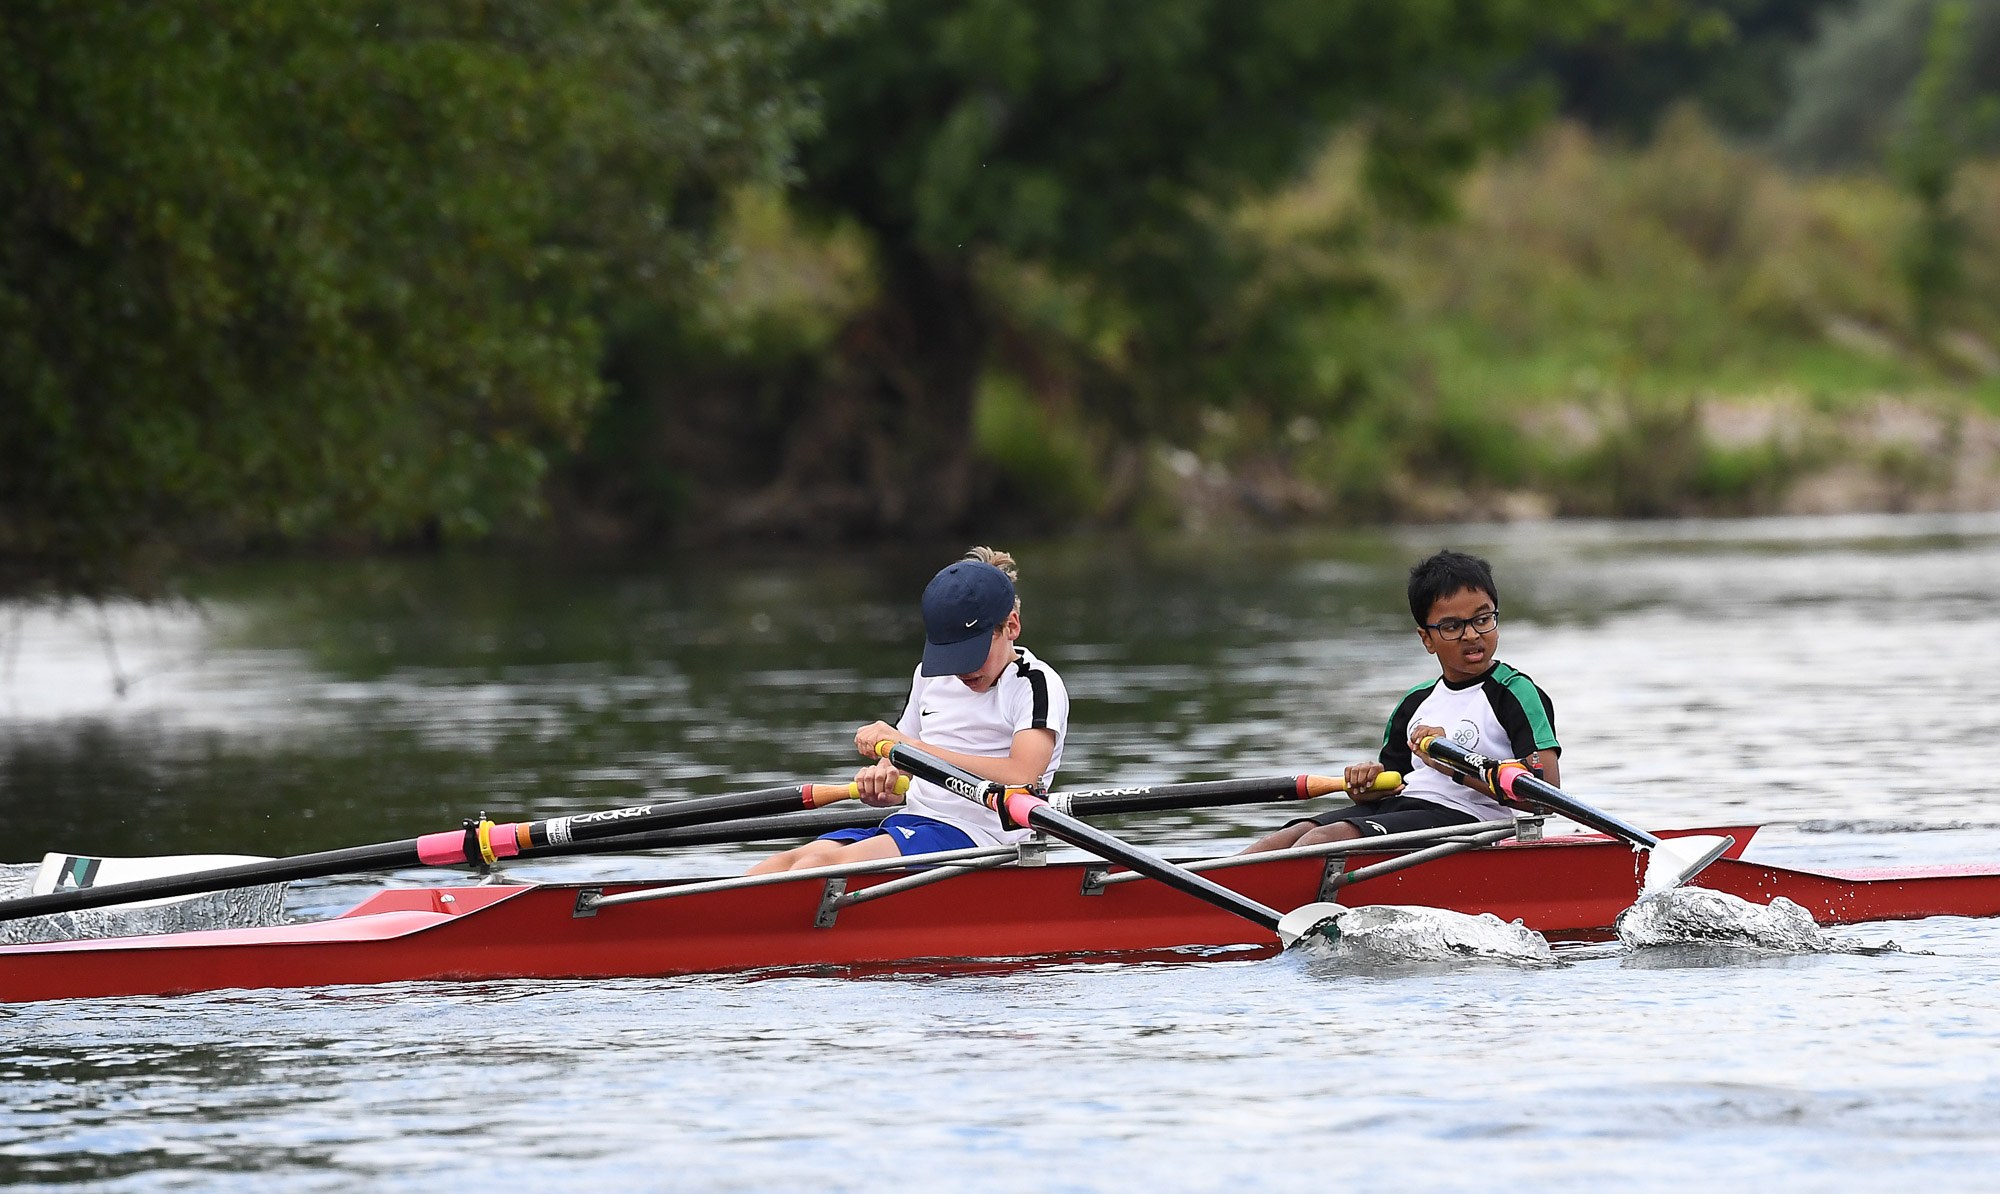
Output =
[
  {"x1": 873, "y1": 739, "x2": 895, "y2": 758},
  {"x1": 1297, "y1": 770, "x2": 1403, "y2": 798},
  {"x1": 804, "y1": 774, "x2": 912, "y2": 807}
]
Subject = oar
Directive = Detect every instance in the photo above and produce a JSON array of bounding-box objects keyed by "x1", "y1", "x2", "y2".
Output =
[
  {"x1": 1048, "y1": 770, "x2": 1400, "y2": 815},
  {"x1": 1414, "y1": 735, "x2": 1732, "y2": 890},
  {"x1": 0, "y1": 776, "x2": 905, "y2": 923},
  {"x1": 538, "y1": 771, "x2": 1397, "y2": 858},
  {"x1": 878, "y1": 742, "x2": 1343, "y2": 948}
]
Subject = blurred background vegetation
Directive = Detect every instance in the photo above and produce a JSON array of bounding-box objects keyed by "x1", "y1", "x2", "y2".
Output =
[{"x1": 4, "y1": 0, "x2": 1999, "y2": 577}]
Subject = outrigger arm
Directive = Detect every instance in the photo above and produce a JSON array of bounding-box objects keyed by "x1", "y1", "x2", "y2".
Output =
[
  {"x1": 1413, "y1": 736, "x2": 1733, "y2": 891},
  {"x1": 880, "y1": 743, "x2": 1346, "y2": 949}
]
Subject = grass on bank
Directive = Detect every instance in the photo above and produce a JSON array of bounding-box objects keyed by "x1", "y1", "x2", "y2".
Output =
[{"x1": 701, "y1": 110, "x2": 2000, "y2": 526}]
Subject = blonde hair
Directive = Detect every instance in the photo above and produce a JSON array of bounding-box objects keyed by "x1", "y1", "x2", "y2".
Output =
[{"x1": 965, "y1": 546, "x2": 1023, "y2": 615}]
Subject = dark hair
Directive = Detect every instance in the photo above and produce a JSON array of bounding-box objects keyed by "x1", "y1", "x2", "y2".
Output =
[{"x1": 1407, "y1": 550, "x2": 1498, "y2": 625}]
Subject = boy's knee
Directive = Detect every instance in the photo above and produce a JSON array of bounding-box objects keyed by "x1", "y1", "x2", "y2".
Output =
[
  {"x1": 787, "y1": 842, "x2": 841, "y2": 869},
  {"x1": 1297, "y1": 821, "x2": 1363, "y2": 847}
]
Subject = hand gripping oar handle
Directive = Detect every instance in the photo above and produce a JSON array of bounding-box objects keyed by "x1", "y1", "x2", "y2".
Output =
[
  {"x1": 0, "y1": 776, "x2": 907, "y2": 923},
  {"x1": 880, "y1": 743, "x2": 1341, "y2": 947},
  {"x1": 1414, "y1": 735, "x2": 1732, "y2": 886}
]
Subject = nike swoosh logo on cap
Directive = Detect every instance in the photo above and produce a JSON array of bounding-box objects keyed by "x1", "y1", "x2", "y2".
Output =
[{"x1": 963, "y1": 618, "x2": 980, "y2": 628}]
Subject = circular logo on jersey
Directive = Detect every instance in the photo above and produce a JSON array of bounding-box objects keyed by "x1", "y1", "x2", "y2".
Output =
[{"x1": 1451, "y1": 720, "x2": 1480, "y2": 749}]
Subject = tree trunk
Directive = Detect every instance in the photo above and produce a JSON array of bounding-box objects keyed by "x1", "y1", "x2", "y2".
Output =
[{"x1": 715, "y1": 249, "x2": 989, "y2": 539}]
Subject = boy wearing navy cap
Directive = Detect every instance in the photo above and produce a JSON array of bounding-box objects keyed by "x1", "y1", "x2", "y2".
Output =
[{"x1": 747, "y1": 547, "x2": 1070, "y2": 874}]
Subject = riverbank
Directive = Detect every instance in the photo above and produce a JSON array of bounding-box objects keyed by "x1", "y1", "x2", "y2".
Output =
[{"x1": 964, "y1": 114, "x2": 2000, "y2": 532}]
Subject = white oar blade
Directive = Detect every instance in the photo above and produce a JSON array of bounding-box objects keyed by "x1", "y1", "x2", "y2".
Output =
[
  {"x1": 1276, "y1": 901, "x2": 1344, "y2": 949},
  {"x1": 6, "y1": 854, "x2": 289, "y2": 946},
  {"x1": 31, "y1": 853, "x2": 275, "y2": 910},
  {"x1": 1640, "y1": 835, "x2": 1735, "y2": 895}
]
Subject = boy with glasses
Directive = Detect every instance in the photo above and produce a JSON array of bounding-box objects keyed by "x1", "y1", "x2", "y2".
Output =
[{"x1": 1243, "y1": 549, "x2": 1558, "y2": 852}]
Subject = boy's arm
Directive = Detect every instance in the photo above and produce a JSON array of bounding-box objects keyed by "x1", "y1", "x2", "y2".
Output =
[
  {"x1": 1489, "y1": 674, "x2": 1561, "y2": 787},
  {"x1": 1537, "y1": 750, "x2": 1561, "y2": 787},
  {"x1": 856, "y1": 670, "x2": 1065, "y2": 790}
]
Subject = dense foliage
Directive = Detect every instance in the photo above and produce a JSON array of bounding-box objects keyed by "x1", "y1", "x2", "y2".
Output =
[
  {"x1": 5, "y1": 0, "x2": 1997, "y2": 566},
  {"x1": 0, "y1": 0, "x2": 840, "y2": 565},
  {"x1": 605, "y1": 0, "x2": 1648, "y2": 538}
]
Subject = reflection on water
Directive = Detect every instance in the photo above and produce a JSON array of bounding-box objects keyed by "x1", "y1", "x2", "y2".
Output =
[{"x1": 4, "y1": 514, "x2": 2000, "y2": 1190}]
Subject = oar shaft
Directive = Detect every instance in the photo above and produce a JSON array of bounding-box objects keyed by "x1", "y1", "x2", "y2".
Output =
[
  {"x1": 1055, "y1": 772, "x2": 1397, "y2": 816},
  {"x1": 2, "y1": 761, "x2": 1388, "y2": 921},
  {"x1": 1416, "y1": 736, "x2": 1661, "y2": 849},
  {"x1": 0, "y1": 776, "x2": 905, "y2": 924},
  {"x1": 524, "y1": 807, "x2": 889, "y2": 856},
  {"x1": 883, "y1": 743, "x2": 1286, "y2": 933},
  {"x1": 525, "y1": 773, "x2": 1380, "y2": 857},
  {"x1": 418, "y1": 780, "x2": 889, "y2": 867}
]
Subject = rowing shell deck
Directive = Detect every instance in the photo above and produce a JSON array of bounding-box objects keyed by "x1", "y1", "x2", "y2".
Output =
[{"x1": 6, "y1": 825, "x2": 2000, "y2": 1003}]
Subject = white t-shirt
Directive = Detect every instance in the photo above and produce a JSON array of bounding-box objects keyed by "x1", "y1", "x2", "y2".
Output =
[
  {"x1": 892, "y1": 646, "x2": 1069, "y2": 846},
  {"x1": 1379, "y1": 662, "x2": 1559, "y2": 822}
]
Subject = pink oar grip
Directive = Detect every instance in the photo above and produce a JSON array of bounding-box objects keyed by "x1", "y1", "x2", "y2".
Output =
[{"x1": 1494, "y1": 761, "x2": 1532, "y2": 800}]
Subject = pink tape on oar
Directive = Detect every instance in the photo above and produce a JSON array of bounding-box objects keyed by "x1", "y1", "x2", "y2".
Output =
[
  {"x1": 485, "y1": 823, "x2": 523, "y2": 861},
  {"x1": 1002, "y1": 791, "x2": 1044, "y2": 830},
  {"x1": 1494, "y1": 761, "x2": 1532, "y2": 800},
  {"x1": 416, "y1": 830, "x2": 468, "y2": 866}
]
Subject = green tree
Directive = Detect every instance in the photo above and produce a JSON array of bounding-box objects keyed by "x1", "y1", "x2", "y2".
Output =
[
  {"x1": 0, "y1": 0, "x2": 839, "y2": 568},
  {"x1": 1778, "y1": 0, "x2": 2000, "y2": 168},
  {"x1": 645, "y1": 0, "x2": 1674, "y2": 537},
  {"x1": 1893, "y1": 0, "x2": 2000, "y2": 332}
]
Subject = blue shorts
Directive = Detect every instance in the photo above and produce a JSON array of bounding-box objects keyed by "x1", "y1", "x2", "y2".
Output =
[{"x1": 819, "y1": 813, "x2": 977, "y2": 856}]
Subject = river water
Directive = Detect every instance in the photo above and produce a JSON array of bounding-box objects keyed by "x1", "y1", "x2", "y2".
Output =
[{"x1": 3, "y1": 513, "x2": 1999, "y2": 1191}]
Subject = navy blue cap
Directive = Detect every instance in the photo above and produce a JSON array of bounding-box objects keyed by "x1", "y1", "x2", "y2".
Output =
[{"x1": 920, "y1": 561, "x2": 1016, "y2": 677}]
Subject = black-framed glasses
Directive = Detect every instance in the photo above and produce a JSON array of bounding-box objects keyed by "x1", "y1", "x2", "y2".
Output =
[{"x1": 1422, "y1": 609, "x2": 1499, "y2": 640}]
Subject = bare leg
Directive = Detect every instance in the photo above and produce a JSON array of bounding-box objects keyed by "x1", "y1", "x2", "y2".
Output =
[
  {"x1": 744, "y1": 833, "x2": 904, "y2": 875},
  {"x1": 1240, "y1": 818, "x2": 1368, "y2": 855},
  {"x1": 1239, "y1": 821, "x2": 1314, "y2": 855},
  {"x1": 1293, "y1": 821, "x2": 1365, "y2": 847}
]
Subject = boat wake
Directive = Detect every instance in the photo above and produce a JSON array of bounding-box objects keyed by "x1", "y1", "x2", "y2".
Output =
[
  {"x1": 1614, "y1": 887, "x2": 1830, "y2": 953},
  {"x1": 1308, "y1": 905, "x2": 1555, "y2": 965},
  {"x1": 0, "y1": 863, "x2": 288, "y2": 946}
]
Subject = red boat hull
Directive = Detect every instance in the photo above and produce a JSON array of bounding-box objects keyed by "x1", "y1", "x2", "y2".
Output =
[{"x1": 5, "y1": 826, "x2": 1997, "y2": 1003}]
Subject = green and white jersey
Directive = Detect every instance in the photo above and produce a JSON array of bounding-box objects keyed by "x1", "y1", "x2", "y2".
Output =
[{"x1": 1378, "y1": 661, "x2": 1559, "y2": 821}]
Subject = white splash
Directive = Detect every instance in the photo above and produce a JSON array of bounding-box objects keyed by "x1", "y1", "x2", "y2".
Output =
[
  {"x1": 1321, "y1": 905, "x2": 1554, "y2": 963},
  {"x1": 0, "y1": 863, "x2": 287, "y2": 946},
  {"x1": 1615, "y1": 887, "x2": 1830, "y2": 952}
]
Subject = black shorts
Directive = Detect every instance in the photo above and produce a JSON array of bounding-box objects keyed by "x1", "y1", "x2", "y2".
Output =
[{"x1": 1285, "y1": 796, "x2": 1480, "y2": 837}]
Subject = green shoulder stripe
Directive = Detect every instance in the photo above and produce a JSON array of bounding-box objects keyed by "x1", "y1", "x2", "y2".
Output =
[
  {"x1": 1490, "y1": 662, "x2": 1559, "y2": 751},
  {"x1": 1381, "y1": 680, "x2": 1434, "y2": 752}
]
